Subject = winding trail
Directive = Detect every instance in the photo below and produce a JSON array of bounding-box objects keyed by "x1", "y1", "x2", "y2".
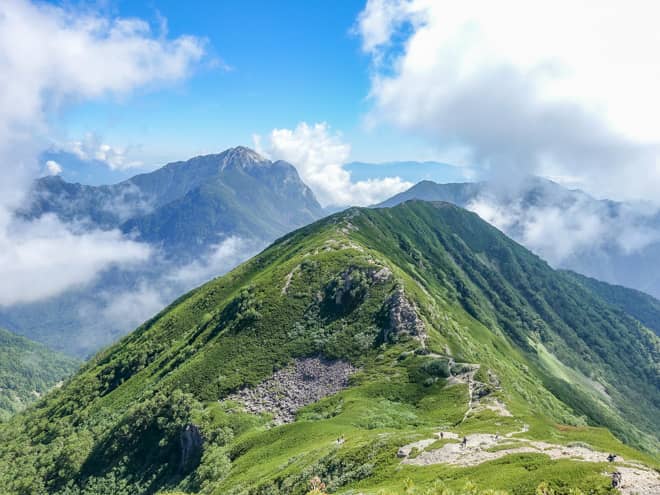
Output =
[
  {"x1": 399, "y1": 428, "x2": 660, "y2": 495},
  {"x1": 397, "y1": 360, "x2": 660, "y2": 494},
  {"x1": 444, "y1": 362, "x2": 480, "y2": 424}
]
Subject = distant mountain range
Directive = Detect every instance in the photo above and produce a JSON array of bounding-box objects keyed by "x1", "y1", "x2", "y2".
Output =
[
  {"x1": 28, "y1": 146, "x2": 323, "y2": 260},
  {"x1": 344, "y1": 160, "x2": 466, "y2": 185},
  {"x1": 378, "y1": 177, "x2": 660, "y2": 300},
  {"x1": 1, "y1": 147, "x2": 325, "y2": 356}
]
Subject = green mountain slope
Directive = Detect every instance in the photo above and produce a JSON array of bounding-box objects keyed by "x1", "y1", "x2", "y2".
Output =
[
  {"x1": 566, "y1": 271, "x2": 660, "y2": 336},
  {"x1": 0, "y1": 328, "x2": 79, "y2": 420},
  {"x1": 0, "y1": 201, "x2": 658, "y2": 495},
  {"x1": 377, "y1": 178, "x2": 660, "y2": 302}
]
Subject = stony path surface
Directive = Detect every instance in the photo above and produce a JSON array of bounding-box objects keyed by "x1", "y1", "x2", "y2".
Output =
[
  {"x1": 397, "y1": 362, "x2": 658, "y2": 494},
  {"x1": 445, "y1": 364, "x2": 480, "y2": 424},
  {"x1": 400, "y1": 428, "x2": 660, "y2": 495}
]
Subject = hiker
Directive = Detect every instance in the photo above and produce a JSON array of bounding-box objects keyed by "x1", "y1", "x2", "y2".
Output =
[
  {"x1": 611, "y1": 471, "x2": 622, "y2": 489},
  {"x1": 607, "y1": 453, "x2": 617, "y2": 463},
  {"x1": 461, "y1": 436, "x2": 467, "y2": 448},
  {"x1": 439, "y1": 432, "x2": 444, "y2": 439}
]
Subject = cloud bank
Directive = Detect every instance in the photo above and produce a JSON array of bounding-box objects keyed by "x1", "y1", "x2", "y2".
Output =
[
  {"x1": 467, "y1": 191, "x2": 660, "y2": 267},
  {"x1": 78, "y1": 236, "x2": 260, "y2": 350},
  {"x1": 0, "y1": 0, "x2": 205, "y2": 306},
  {"x1": 45, "y1": 160, "x2": 62, "y2": 176},
  {"x1": 255, "y1": 122, "x2": 412, "y2": 207},
  {"x1": 355, "y1": 0, "x2": 660, "y2": 203},
  {"x1": 0, "y1": 214, "x2": 151, "y2": 306}
]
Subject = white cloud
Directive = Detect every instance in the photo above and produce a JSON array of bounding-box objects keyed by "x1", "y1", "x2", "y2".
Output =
[
  {"x1": 169, "y1": 236, "x2": 260, "y2": 287},
  {"x1": 0, "y1": 0, "x2": 205, "y2": 306},
  {"x1": 0, "y1": 214, "x2": 151, "y2": 306},
  {"x1": 45, "y1": 160, "x2": 62, "y2": 176},
  {"x1": 468, "y1": 194, "x2": 660, "y2": 266},
  {"x1": 65, "y1": 133, "x2": 143, "y2": 170},
  {"x1": 99, "y1": 282, "x2": 168, "y2": 334},
  {"x1": 256, "y1": 122, "x2": 412, "y2": 206},
  {"x1": 356, "y1": 0, "x2": 660, "y2": 203}
]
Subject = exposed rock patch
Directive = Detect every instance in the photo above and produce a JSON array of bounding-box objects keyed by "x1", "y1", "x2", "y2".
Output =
[
  {"x1": 381, "y1": 287, "x2": 427, "y2": 344},
  {"x1": 226, "y1": 357, "x2": 356, "y2": 424},
  {"x1": 370, "y1": 266, "x2": 392, "y2": 284},
  {"x1": 180, "y1": 424, "x2": 203, "y2": 472}
]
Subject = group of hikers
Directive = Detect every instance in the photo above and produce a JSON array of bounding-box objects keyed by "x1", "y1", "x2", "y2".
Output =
[
  {"x1": 607, "y1": 453, "x2": 622, "y2": 488},
  {"x1": 389, "y1": 431, "x2": 624, "y2": 489},
  {"x1": 439, "y1": 431, "x2": 469, "y2": 448}
]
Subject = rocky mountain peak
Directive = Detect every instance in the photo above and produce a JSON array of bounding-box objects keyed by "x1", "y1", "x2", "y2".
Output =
[{"x1": 220, "y1": 145, "x2": 269, "y2": 170}]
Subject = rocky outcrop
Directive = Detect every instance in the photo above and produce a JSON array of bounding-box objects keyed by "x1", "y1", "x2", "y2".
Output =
[
  {"x1": 381, "y1": 287, "x2": 426, "y2": 344},
  {"x1": 180, "y1": 424, "x2": 203, "y2": 472},
  {"x1": 370, "y1": 266, "x2": 392, "y2": 284},
  {"x1": 226, "y1": 357, "x2": 356, "y2": 424}
]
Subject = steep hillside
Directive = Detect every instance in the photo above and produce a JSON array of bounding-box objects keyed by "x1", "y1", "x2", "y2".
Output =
[
  {"x1": 566, "y1": 271, "x2": 660, "y2": 336},
  {"x1": 0, "y1": 328, "x2": 79, "y2": 420},
  {"x1": 378, "y1": 178, "x2": 660, "y2": 300},
  {"x1": 122, "y1": 155, "x2": 322, "y2": 256},
  {"x1": 2, "y1": 147, "x2": 324, "y2": 356},
  {"x1": 0, "y1": 201, "x2": 657, "y2": 495}
]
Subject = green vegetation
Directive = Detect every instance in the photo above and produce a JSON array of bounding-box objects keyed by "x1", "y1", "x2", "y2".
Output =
[
  {"x1": 566, "y1": 270, "x2": 660, "y2": 336},
  {"x1": 0, "y1": 201, "x2": 657, "y2": 494},
  {"x1": 0, "y1": 328, "x2": 79, "y2": 420}
]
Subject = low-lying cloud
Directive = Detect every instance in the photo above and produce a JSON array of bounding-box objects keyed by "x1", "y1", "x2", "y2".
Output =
[
  {"x1": 72, "y1": 236, "x2": 260, "y2": 352},
  {"x1": 0, "y1": 213, "x2": 151, "y2": 306},
  {"x1": 168, "y1": 236, "x2": 262, "y2": 287},
  {"x1": 467, "y1": 190, "x2": 660, "y2": 266}
]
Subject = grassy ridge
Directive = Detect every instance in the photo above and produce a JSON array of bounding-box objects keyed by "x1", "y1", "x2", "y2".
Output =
[{"x1": 0, "y1": 201, "x2": 657, "y2": 494}]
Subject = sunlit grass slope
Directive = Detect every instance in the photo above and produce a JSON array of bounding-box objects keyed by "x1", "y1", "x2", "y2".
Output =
[{"x1": 0, "y1": 201, "x2": 657, "y2": 495}]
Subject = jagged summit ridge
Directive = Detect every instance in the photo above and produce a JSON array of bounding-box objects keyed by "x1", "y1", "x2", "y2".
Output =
[{"x1": 178, "y1": 145, "x2": 271, "y2": 173}]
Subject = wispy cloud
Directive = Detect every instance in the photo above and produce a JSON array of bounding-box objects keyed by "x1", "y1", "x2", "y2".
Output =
[
  {"x1": 168, "y1": 236, "x2": 261, "y2": 287},
  {"x1": 61, "y1": 133, "x2": 144, "y2": 170}
]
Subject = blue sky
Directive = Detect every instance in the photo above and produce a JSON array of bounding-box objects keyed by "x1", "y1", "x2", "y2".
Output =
[
  {"x1": 51, "y1": 0, "x2": 442, "y2": 183},
  {"x1": 32, "y1": 0, "x2": 660, "y2": 205}
]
